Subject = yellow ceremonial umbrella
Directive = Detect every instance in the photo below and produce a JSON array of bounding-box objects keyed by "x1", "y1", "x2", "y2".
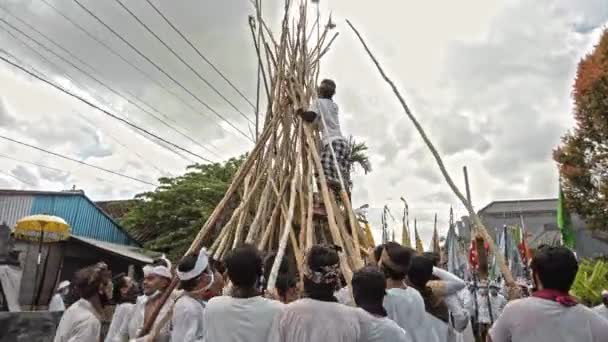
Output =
[
  {"x1": 14, "y1": 214, "x2": 70, "y2": 309},
  {"x1": 14, "y1": 214, "x2": 71, "y2": 243}
]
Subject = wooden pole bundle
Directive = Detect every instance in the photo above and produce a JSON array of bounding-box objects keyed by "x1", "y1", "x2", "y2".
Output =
[{"x1": 139, "y1": 1, "x2": 366, "y2": 336}]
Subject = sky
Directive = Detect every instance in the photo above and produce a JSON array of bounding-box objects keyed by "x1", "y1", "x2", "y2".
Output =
[{"x1": 0, "y1": 0, "x2": 606, "y2": 244}]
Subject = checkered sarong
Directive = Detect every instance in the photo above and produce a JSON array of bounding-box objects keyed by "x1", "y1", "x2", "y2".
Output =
[{"x1": 320, "y1": 138, "x2": 350, "y2": 190}]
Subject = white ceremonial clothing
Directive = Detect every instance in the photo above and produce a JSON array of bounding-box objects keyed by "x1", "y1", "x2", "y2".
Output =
[
  {"x1": 463, "y1": 290, "x2": 506, "y2": 324},
  {"x1": 105, "y1": 303, "x2": 134, "y2": 342},
  {"x1": 53, "y1": 298, "x2": 101, "y2": 342},
  {"x1": 171, "y1": 296, "x2": 205, "y2": 342},
  {"x1": 593, "y1": 305, "x2": 608, "y2": 321},
  {"x1": 383, "y1": 287, "x2": 426, "y2": 342},
  {"x1": 335, "y1": 286, "x2": 355, "y2": 306},
  {"x1": 444, "y1": 292, "x2": 470, "y2": 332},
  {"x1": 489, "y1": 297, "x2": 608, "y2": 342},
  {"x1": 268, "y1": 298, "x2": 363, "y2": 342},
  {"x1": 360, "y1": 312, "x2": 412, "y2": 342},
  {"x1": 432, "y1": 267, "x2": 466, "y2": 296},
  {"x1": 310, "y1": 98, "x2": 343, "y2": 146},
  {"x1": 49, "y1": 293, "x2": 66, "y2": 312},
  {"x1": 202, "y1": 295, "x2": 282, "y2": 342},
  {"x1": 127, "y1": 293, "x2": 173, "y2": 342}
]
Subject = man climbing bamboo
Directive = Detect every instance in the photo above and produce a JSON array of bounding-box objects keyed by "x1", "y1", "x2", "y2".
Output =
[{"x1": 299, "y1": 79, "x2": 351, "y2": 193}]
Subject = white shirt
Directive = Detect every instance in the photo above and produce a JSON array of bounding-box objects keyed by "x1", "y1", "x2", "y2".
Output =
[
  {"x1": 310, "y1": 98, "x2": 343, "y2": 146},
  {"x1": 383, "y1": 287, "x2": 426, "y2": 342},
  {"x1": 489, "y1": 297, "x2": 608, "y2": 342},
  {"x1": 127, "y1": 293, "x2": 173, "y2": 342},
  {"x1": 203, "y1": 295, "x2": 282, "y2": 342},
  {"x1": 463, "y1": 289, "x2": 507, "y2": 324},
  {"x1": 593, "y1": 305, "x2": 608, "y2": 321},
  {"x1": 49, "y1": 293, "x2": 66, "y2": 312},
  {"x1": 53, "y1": 299, "x2": 101, "y2": 342},
  {"x1": 335, "y1": 286, "x2": 355, "y2": 307},
  {"x1": 268, "y1": 298, "x2": 363, "y2": 342},
  {"x1": 360, "y1": 313, "x2": 412, "y2": 342},
  {"x1": 105, "y1": 302, "x2": 134, "y2": 342},
  {"x1": 171, "y1": 296, "x2": 205, "y2": 342}
]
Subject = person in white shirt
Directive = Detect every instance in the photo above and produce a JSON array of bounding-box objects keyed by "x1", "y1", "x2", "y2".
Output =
[
  {"x1": 170, "y1": 250, "x2": 214, "y2": 342},
  {"x1": 54, "y1": 263, "x2": 112, "y2": 342},
  {"x1": 373, "y1": 243, "x2": 426, "y2": 342},
  {"x1": 489, "y1": 246, "x2": 608, "y2": 342},
  {"x1": 105, "y1": 274, "x2": 139, "y2": 342},
  {"x1": 49, "y1": 280, "x2": 70, "y2": 312},
  {"x1": 592, "y1": 290, "x2": 608, "y2": 321},
  {"x1": 352, "y1": 266, "x2": 412, "y2": 342},
  {"x1": 126, "y1": 258, "x2": 174, "y2": 342},
  {"x1": 298, "y1": 79, "x2": 351, "y2": 192},
  {"x1": 203, "y1": 244, "x2": 283, "y2": 342},
  {"x1": 269, "y1": 245, "x2": 363, "y2": 342}
]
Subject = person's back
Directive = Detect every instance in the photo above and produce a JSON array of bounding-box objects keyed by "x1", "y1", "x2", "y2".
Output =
[
  {"x1": 360, "y1": 313, "x2": 411, "y2": 342},
  {"x1": 54, "y1": 298, "x2": 101, "y2": 342},
  {"x1": 490, "y1": 297, "x2": 608, "y2": 342},
  {"x1": 593, "y1": 304, "x2": 608, "y2": 321},
  {"x1": 270, "y1": 298, "x2": 362, "y2": 342},
  {"x1": 203, "y1": 295, "x2": 283, "y2": 342},
  {"x1": 383, "y1": 287, "x2": 425, "y2": 330},
  {"x1": 490, "y1": 246, "x2": 608, "y2": 342}
]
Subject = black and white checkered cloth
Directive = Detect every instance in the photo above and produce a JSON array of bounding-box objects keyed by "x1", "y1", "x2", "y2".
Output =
[{"x1": 320, "y1": 138, "x2": 350, "y2": 190}]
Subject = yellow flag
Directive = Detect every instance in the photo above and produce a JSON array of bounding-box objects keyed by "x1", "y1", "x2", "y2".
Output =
[{"x1": 414, "y1": 220, "x2": 424, "y2": 253}]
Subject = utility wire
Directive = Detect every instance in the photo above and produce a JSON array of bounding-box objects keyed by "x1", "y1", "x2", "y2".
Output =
[
  {"x1": 0, "y1": 153, "x2": 66, "y2": 173},
  {"x1": 0, "y1": 135, "x2": 159, "y2": 187},
  {"x1": 143, "y1": 0, "x2": 256, "y2": 109},
  {"x1": 0, "y1": 30, "x2": 197, "y2": 169},
  {"x1": 0, "y1": 169, "x2": 37, "y2": 187},
  {"x1": 38, "y1": 0, "x2": 239, "y2": 146},
  {"x1": 0, "y1": 54, "x2": 214, "y2": 164},
  {"x1": 72, "y1": 0, "x2": 253, "y2": 142},
  {"x1": 114, "y1": 0, "x2": 254, "y2": 125},
  {"x1": 0, "y1": 10, "x2": 219, "y2": 159}
]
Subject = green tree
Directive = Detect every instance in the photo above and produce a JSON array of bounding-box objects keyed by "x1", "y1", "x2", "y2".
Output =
[
  {"x1": 121, "y1": 157, "x2": 243, "y2": 260},
  {"x1": 554, "y1": 29, "x2": 608, "y2": 232},
  {"x1": 346, "y1": 137, "x2": 372, "y2": 179}
]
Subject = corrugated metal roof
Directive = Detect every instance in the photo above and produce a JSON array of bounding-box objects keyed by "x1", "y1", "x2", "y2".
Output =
[
  {"x1": 0, "y1": 190, "x2": 140, "y2": 246},
  {"x1": 71, "y1": 236, "x2": 157, "y2": 264},
  {"x1": 479, "y1": 199, "x2": 558, "y2": 215}
]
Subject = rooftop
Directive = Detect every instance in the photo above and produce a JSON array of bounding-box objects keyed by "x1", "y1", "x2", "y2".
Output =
[{"x1": 478, "y1": 198, "x2": 558, "y2": 215}]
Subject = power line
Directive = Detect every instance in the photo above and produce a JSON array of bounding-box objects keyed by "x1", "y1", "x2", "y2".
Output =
[
  {"x1": 0, "y1": 31, "x2": 197, "y2": 170},
  {"x1": 0, "y1": 9, "x2": 219, "y2": 160},
  {"x1": 143, "y1": 0, "x2": 256, "y2": 110},
  {"x1": 0, "y1": 54, "x2": 214, "y2": 164},
  {"x1": 0, "y1": 153, "x2": 66, "y2": 173},
  {"x1": 37, "y1": 0, "x2": 238, "y2": 149},
  {"x1": 0, "y1": 135, "x2": 159, "y2": 187},
  {"x1": 0, "y1": 170, "x2": 37, "y2": 187},
  {"x1": 72, "y1": 0, "x2": 253, "y2": 142},
  {"x1": 114, "y1": 0, "x2": 254, "y2": 125}
]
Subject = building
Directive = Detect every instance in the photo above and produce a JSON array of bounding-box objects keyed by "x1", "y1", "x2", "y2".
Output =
[
  {"x1": 0, "y1": 189, "x2": 158, "y2": 310},
  {"x1": 457, "y1": 198, "x2": 608, "y2": 259}
]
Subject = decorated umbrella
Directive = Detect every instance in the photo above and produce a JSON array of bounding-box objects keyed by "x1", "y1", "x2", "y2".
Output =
[{"x1": 14, "y1": 215, "x2": 70, "y2": 308}]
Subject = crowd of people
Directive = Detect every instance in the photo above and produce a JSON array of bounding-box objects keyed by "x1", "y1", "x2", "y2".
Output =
[{"x1": 50, "y1": 242, "x2": 608, "y2": 342}]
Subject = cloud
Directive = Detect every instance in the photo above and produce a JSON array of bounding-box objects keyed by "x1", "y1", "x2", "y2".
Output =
[
  {"x1": 11, "y1": 165, "x2": 39, "y2": 187},
  {"x1": 0, "y1": 97, "x2": 17, "y2": 127}
]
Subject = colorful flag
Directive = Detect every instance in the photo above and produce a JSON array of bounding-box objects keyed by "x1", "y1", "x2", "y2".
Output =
[{"x1": 557, "y1": 184, "x2": 576, "y2": 249}]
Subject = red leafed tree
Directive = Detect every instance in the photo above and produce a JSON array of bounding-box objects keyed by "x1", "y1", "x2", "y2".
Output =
[{"x1": 554, "y1": 29, "x2": 608, "y2": 232}]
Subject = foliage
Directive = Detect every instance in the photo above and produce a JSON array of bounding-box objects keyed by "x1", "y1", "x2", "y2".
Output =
[
  {"x1": 554, "y1": 29, "x2": 608, "y2": 232},
  {"x1": 571, "y1": 258, "x2": 608, "y2": 306},
  {"x1": 121, "y1": 157, "x2": 244, "y2": 260},
  {"x1": 346, "y1": 136, "x2": 372, "y2": 176}
]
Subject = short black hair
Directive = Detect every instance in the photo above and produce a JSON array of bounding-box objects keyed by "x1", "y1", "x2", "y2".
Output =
[
  {"x1": 224, "y1": 244, "x2": 262, "y2": 288},
  {"x1": 352, "y1": 266, "x2": 386, "y2": 306},
  {"x1": 530, "y1": 246, "x2": 578, "y2": 292},
  {"x1": 408, "y1": 255, "x2": 434, "y2": 288},
  {"x1": 177, "y1": 253, "x2": 209, "y2": 292},
  {"x1": 112, "y1": 274, "x2": 134, "y2": 304},
  {"x1": 318, "y1": 79, "x2": 336, "y2": 99},
  {"x1": 303, "y1": 245, "x2": 340, "y2": 301},
  {"x1": 263, "y1": 252, "x2": 290, "y2": 285},
  {"x1": 276, "y1": 273, "x2": 297, "y2": 299},
  {"x1": 422, "y1": 252, "x2": 440, "y2": 267},
  {"x1": 374, "y1": 242, "x2": 414, "y2": 280}
]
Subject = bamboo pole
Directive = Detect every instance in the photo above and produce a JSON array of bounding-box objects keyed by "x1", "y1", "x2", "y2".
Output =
[{"x1": 346, "y1": 20, "x2": 514, "y2": 287}]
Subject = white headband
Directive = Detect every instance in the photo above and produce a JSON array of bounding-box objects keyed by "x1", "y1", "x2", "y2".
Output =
[
  {"x1": 143, "y1": 265, "x2": 172, "y2": 279},
  {"x1": 177, "y1": 251, "x2": 210, "y2": 281}
]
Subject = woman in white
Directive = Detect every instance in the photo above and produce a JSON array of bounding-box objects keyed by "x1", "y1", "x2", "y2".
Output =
[
  {"x1": 269, "y1": 245, "x2": 363, "y2": 342},
  {"x1": 49, "y1": 280, "x2": 70, "y2": 312},
  {"x1": 105, "y1": 274, "x2": 138, "y2": 342},
  {"x1": 171, "y1": 250, "x2": 214, "y2": 342},
  {"x1": 203, "y1": 244, "x2": 283, "y2": 342}
]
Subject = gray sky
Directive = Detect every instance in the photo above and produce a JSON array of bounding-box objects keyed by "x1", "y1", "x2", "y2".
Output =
[{"x1": 0, "y1": 0, "x2": 606, "y2": 243}]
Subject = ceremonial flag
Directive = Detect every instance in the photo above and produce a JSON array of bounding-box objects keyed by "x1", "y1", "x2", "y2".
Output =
[
  {"x1": 401, "y1": 202, "x2": 412, "y2": 247},
  {"x1": 430, "y1": 213, "x2": 440, "y2": 253},
  {"x1": 414, "y1": 219, "x2": 424, "y2": 253},
  {"x1": 557, "y1": 184, "x2": 576, "y2": 249}
]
